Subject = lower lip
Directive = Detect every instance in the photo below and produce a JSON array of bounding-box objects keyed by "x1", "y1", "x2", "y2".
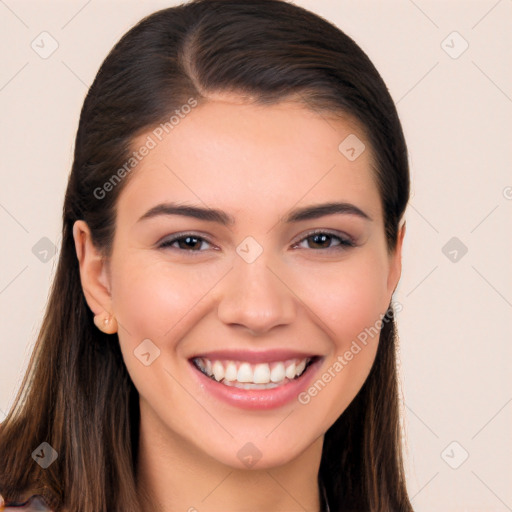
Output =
[{"x1": 188, "y1": 357, "x2": 324, "y2": 410}]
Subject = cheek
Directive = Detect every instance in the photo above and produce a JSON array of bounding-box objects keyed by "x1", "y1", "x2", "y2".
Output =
[
  {"x1": 297, "y1": 252, "x2": 391, "y2": 344},
  {"x1": 110, "y1": 245, "x2": 391, "y2": 352},
  {"x1": 109, "y1": 254, "x2": 229, "y2": 342},
  {"x1": 108, "y1": 254, "x2": 222, "y2": 405},
  {"x1": 293, "y1": 256, "x2": 390, "y2": 421}
]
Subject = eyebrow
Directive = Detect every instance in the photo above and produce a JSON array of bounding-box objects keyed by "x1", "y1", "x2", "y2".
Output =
[{"x1": 137, "y1": 201, "x2": 372, "y2": 225}]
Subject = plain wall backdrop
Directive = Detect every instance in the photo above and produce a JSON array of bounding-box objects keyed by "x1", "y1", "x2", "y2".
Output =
[{"x1": 1, "y1": 1, "x2": 511, "y2": 510}]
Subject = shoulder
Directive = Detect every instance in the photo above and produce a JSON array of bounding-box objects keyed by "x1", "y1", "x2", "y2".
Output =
[{"x1": 0, "y1": 493, "x2": 54, "y2": 511}]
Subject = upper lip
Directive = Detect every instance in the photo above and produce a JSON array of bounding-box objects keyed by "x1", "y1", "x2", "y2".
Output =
[{"x1": 190, "y1": 349, "x2": 320, "y2": 364}]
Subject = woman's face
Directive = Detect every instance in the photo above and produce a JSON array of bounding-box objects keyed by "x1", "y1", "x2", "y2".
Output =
[{"x1": 96, "y1": 96, "x2": 403, "y2": 469}]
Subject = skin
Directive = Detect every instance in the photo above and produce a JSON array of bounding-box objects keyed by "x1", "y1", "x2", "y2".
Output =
[{"x1": 73, "y1": 93, "x2": 405, "y2": 512}]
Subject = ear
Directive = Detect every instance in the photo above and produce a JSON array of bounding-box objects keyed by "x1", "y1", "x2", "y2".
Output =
[
  {"x1": 386, "y1": 219, "x2": 406, "y2": 296},
  {"x1": 72, "y1": 220, "x2": 113, "y2": 316}
]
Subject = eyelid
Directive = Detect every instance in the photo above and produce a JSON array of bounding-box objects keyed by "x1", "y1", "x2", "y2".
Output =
[
  {"x1": 157, "y1": 231, "x2": 215, "y2": 251},
  {"x1": 292, "y1": 228, "x2": 356, "y2": 249},
  {"x1": 157, "y1": 228, "x2": 356, "y2": 252}
]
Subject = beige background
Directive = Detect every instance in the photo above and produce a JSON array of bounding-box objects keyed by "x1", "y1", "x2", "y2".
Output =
[{"x1": 1, "y1": 0, "x2": 511, "y2": 510}]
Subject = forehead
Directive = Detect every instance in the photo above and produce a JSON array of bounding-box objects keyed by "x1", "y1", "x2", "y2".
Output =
[{"x1": 118, "y1": 99, "x2": 382, "y2": 225}]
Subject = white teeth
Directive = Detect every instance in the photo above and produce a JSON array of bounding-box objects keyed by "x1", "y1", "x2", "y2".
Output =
[
  {"x1": 253, "y1": 363, "x2": 271, "y2": 384},
  {"x1": 223, "y1": 380, "x2": 280, "y2": 390},
  {"x1": 270, "y1": 362, "x2": 285, "y2": 383},
  {"x1": 193, "y1": 356, "x2": 313, "y2": 387},
  {"x1": 237, "y1": 363, "x2": 253, "y2": 383},
  {"x1": 212, "y1": 360, "x2": 225, "y2": 381},
  {"x1": 224, "y1": 361, "x2": 238, "y2": 381},
  {"x1": 285, "y1": 361, "x2": 296, "y2": 379}
]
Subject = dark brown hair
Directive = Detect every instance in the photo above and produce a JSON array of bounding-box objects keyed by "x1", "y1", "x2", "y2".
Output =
[{"x1": 0, "y1": 1, "x2": 412, "y2": 510}]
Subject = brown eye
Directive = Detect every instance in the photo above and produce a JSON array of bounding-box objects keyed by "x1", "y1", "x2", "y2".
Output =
[
  {"x1": 294, "y1": 231, "x2": 355, "y2": 251},
  {"x1": 159, "y1": 234, "x2": 212, "y2": 252}
]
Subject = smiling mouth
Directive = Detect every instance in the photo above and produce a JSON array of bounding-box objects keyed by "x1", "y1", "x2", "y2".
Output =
[{"x1": 191, "y1": 356, "x2": 319, "y2": 390}]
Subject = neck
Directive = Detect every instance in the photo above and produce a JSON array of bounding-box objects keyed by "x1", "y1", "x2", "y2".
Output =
[{"x1": 135, "y1": 400, "x2": 324, "y2": 512}]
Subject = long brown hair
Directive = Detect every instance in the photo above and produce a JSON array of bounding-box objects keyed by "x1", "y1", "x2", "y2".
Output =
[{"x1": 0, "y1": 1, "x2": 412, "y2": 510}]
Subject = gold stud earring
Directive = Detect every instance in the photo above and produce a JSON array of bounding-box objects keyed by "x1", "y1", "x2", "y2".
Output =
[{"x1": 93, "y1": 311, "x2": 118, "y2": 334}]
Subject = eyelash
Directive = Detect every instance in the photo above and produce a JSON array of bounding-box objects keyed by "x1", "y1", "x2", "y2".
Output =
[{"x1": 157, "y1": 229, "x2": 355, "y2": 254}]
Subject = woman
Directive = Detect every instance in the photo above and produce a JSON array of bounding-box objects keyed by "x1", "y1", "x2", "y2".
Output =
[{"x1": 0, "y1": 0, "x2": 413, "y2": 510}]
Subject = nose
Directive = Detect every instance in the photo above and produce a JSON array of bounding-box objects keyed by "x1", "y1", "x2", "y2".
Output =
[{"x1": 216, "y1": 253, "x2": 297, "y2": 336}]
